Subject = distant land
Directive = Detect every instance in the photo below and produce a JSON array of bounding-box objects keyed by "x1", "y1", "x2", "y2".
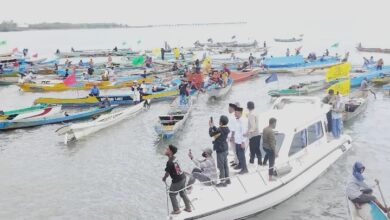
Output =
[{"x1": 0, "y1": 20, "x2": 246, "y2": 32}]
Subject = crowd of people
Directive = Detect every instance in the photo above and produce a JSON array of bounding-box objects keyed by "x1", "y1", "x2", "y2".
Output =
[{"x1": 162, "y1": 101, "x2": 278, "y2": 214}]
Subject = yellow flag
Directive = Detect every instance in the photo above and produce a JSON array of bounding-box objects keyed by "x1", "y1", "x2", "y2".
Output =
[
  {"x1": 173, "y1": 48, "x2": 180, "y2": 58},
  {"x1": 325, "y1": 63, "x2": 351, "y2": 82},
  {"x1": 202, "y1": 57, "x2": 211, "y2": 66},
  {"x1": 327, "y1": 79, "x2": 350, "y2": 95},
  {"x1": 152, "y1": 48, "x2": 160, "y2": 56}
]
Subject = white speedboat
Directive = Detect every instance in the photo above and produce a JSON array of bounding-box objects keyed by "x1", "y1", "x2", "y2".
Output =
[
  {"x1": 56, "y1": 101, "x2": 147, "y2": 144},
  {"x1": 167, "y1": 96, "x2": 352, "y2": 220}
]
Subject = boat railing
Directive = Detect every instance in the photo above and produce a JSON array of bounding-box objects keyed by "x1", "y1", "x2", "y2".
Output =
[{"x1": 164, "y1": 159, "x2": 296, "y2": 214}]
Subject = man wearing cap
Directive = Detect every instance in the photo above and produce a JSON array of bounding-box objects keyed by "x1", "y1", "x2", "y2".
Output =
[
  {"x1": 245, "y1": 101, "x2": 262, "y2": 165},
  {"x1": 228, "y1": 103, "x2": 238, "y2": 167},
  {"x1": 233, "y1": 104, "x2": 248, "y2": 174},
  {"x1": 209, "y1": 115, "x2": 231, "y2": 186},
  {"x1": 187, "y1": 148, "x2": 218, "y2": 186},
  {"x1": 162, "y1": 145, "x2": 191, "y2": 214}
]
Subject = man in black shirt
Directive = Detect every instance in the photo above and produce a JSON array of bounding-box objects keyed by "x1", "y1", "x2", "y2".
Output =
[{"x1": 162, "y1": 145, "x2": 191, "y2": 214}]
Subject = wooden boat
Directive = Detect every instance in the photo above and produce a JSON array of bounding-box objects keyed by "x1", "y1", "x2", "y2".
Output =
[
  {"x1": 56, "y1": 101, "x2": 147, "y2": 144},
  {"x1": 347, "y1": 199, "x2": 389, "y2": 220},
  {"x1": 168, "y1": 96, "x2": 352, "y2": 220},
  {"x1": 343, "y1": 95, "x2": 368, "y2": 122},
  {"x1": 274, "y1": 37, "x2": 303, "y2": 42},
  {"x1": 154, "y1": 97, "x2": 193, "y2": 139},
  {"x1": 0, "y1": 106, "x2": 113, "y2": 130},
  {"x1": 268, "y1": 80, "x2": 329, "y2": 97},
  {"x1": 0, "y1": 76, "x2": 19, "y2": 85},
  {"x1": 34, "y1": 87, "x2": 177, "y2": 107},
  {"x1": 206, "y1": 78, "x2": 233, "y2": 99},
  {"x1": 1, "y1": 104, "x2": 51, "y2": 120},
  {"x1": 0, "y1": 105, "x2": 61, "y2": 121},
  {"x1": 350, "y1": 69, "x2": 390, "y2": 87},
  {"x1": 356, "y1": 43, "x2": 390, "y2": 54},
  {"x1": 18, "y1": 76, "x2": 156, "y2": 92},
  {"x1": 230, "y1": 70, "x2": 257, "y2": 82},
  {"x1": 371, "y1": 75, "x2": 390, "y2": 86}
]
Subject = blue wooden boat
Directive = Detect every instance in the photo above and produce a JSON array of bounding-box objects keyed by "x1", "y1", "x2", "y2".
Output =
[
  {"x1": 0, "y1": 106, "x2": 113, "y2": 130},
  {"x1": 348, "y1": 200, "x2": 389, "y2": 220},
  {"x1": 350, "y1": 69, "x2": 390, "y2": 87}
]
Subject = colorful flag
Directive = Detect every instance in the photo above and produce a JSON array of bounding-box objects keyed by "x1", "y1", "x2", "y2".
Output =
[
  {"x1": 231, "y1": 35, "x2": 236, "y2": 39},
  {"x1": 325, "y1": 63, "x2": 351, "y2": 82},
  {"x1": 32, "y1": 53, "x2": 38, "y2": 58},
  {"x1": 173, "y1": 48, "x2": 180, "y2": 59},
  {"x1": 132, "y1": 56, "x2": 145, "y2": 66},
  {"x1": 137, "y1": 40, "x2": 142, "y2": 45},
  {"x1": 12, "y1": 48, "x2": 18, "y2": 53},
  {"x1": 331, "y1": 43, "x2": 339, "y2": 48},
  {"x1": 122, "y1": 42, "x2": 127, "y2": 46},
  {"x1": 265, "y1": 73, "x2": 278, "y2": 84},
  {"x1": 152, "y1": 48, "x2": 161, "y2": 56},
  {"x1": 63, "y1": 73, "x2": 77, "y2": 86},
  {"x1": 327, "y1": 79, "x2": 350, "y2": 95},
  {"x1": 0, "y1": 40, "x2": 6, "y2": 46}
]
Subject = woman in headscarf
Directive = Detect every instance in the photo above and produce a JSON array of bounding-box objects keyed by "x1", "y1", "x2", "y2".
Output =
[{"x1": 346, "y1": 162, "x2": 389, "y2": 213}]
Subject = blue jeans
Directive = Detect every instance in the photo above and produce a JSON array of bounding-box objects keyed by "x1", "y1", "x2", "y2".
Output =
[
  {"x1": 263, "y1": 148, "x2": 275, "y2": 176},
  {"x1": 235, "y1": 144, "x2": 247, "y2": 172},
  {"x1": 332, "y1": 118, "x2": 342, "y2": 138},
  {"x1": 180, "y1": 94, "x2": 186, "y2": 105}
]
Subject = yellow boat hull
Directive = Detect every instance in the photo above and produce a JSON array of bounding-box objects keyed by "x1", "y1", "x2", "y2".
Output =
[
  {"x1": 18, "y1": 77, "x2": 155, "y2": 92},
  {"x1": 34, "y1": 96, "x2": 99, "y2": 105},
  {"x1": 372, "y1": 77, "x2": 390, "y2": 85}
]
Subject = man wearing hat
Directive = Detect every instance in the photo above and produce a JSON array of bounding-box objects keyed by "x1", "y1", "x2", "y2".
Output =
[
  {"x1": 187, "y1": 148, "x2": 218, "y2": 186},
  {"x1": 246, "y1": 101, "x2": 262, "y2": 165},
  {"x1": 209, "y1": 115, "x2": 231, "y2": 186},
  {"x1": 162, "y1": 145, "x2": 191, "y2": 214},
  {"x1": 233, "y1": 104, "x2": 248, "y2": 174},
  {"x1": 228, "y1": 103, "x2": 238, "y2": 167}
]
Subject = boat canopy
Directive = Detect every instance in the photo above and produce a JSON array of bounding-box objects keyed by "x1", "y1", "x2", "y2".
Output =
[{"x1": 263, "y1": 55, "x2": 305, "y2": 68}]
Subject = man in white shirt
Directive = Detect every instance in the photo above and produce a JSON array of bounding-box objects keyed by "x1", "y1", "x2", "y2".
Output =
[
  {"x1": 233, "y1": 105, "x2": 248, "y2": 174},
  {"x1": 228, "y1": 103, "x2": 238, "y2": 166}
]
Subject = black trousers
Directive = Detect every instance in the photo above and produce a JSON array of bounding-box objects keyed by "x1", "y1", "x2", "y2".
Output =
[
  {"x1": 326, "y1": 111, "x2": 332, "y2": 132},
  {"x1": 249, "y1": 135, "x2": 262, "y2": 164}
]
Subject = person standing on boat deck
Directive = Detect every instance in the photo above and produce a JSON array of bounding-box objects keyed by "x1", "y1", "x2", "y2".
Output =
[
  {"x1": 88, "y1": 58, "x2": 94, "y2": 68},
  {"x1": 209, "y1": 115, "x2": 231, "y2": 186},
  {"x1": 162, "y1": 145, "x2": 192, "y2": 214},
  {"x1": 223, "y1": 64, "x2": 231, "y2": 76},
  {"x1": 89, "y1": 85, "x2": 100, "y2": 97},
  {"x1": 377, "y1": 58, "x2": 384, "y2": 70},
  {"x1": 179, "y1": 79, "x2": 189, "y2": 105},
  {"x1": 325, "y1": 49, "x2": 329, "y2": 56},
  {"x1": 322, "y1": 89, "x2": 335, "y2": 133},
  {"x1": 160, "y1": 48, "x2": 165, "y2": 60},
  {"x1": 233, "y1": 105, "x2": 248, "y2": 174},
  {"x1": 262, "y1": 118, "x2": 277, "y2": 181},
  {"x1": 187, "y1": 148, "x2": 218, "y2": 186},
  {"x1": 346, "y1": 162, "x2": 390, "y2": 213},
  {"x1": 249, "y1": 53, "x2": 255, "y2": 68},
  {"x1": 263, "y1": 41, "x2": 267, "y2": 48},
  {"x1": 245, "y1": 101, "x2": 262, "y2": 165},
  {"x1": 195, "y1": 59, "x2": 201, "y2": 73},
  {"x1": 331, "y1": 94, "x2": 343, "y2": 138},
  {"x1": 286, "y1": 48, "x2": 290, "y2": 57},
  {"x1": 228, "y1": 103, "x2": 238, "y2": 167},
  {"x1": 360, "y1": 77, "x2": 369, "y2": 98},
  {"x1": 370, "y1": 56, "x2": 375, "y2": 64},
  {"x1": 107, "y1": 55, "x2": 112, "y2": 66}
]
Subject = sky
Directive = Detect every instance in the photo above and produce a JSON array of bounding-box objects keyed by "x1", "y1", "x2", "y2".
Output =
[{"x1": 1, "y1": 0, "x2": 389, "y2": 28}]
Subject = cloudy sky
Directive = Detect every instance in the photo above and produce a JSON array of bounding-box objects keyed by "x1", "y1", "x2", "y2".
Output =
[{"x1": 1, "y1": 0, "x2": 388, "y2": 28}]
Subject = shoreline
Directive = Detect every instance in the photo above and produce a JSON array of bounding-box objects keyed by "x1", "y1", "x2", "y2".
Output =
[{"x1": 0, "y1": 21, "x2": 246, "y2": 33}]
